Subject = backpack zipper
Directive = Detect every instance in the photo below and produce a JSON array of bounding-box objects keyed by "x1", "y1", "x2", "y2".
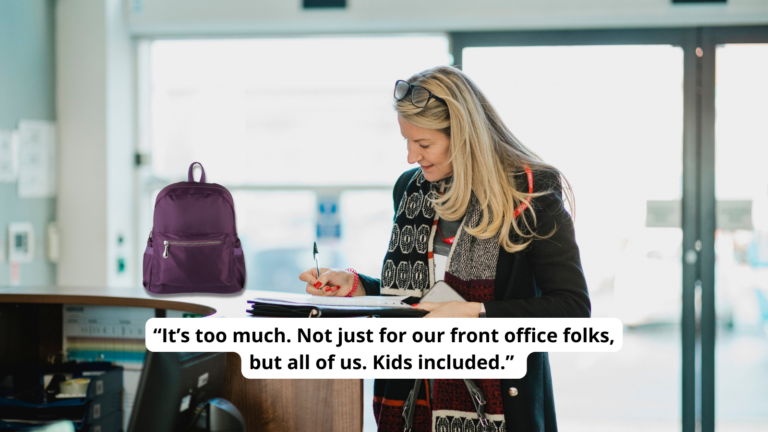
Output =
[
  {"x1": 163, "y1": 240, "x2": 223, "y2": 259},
  {"x1": 161, "y1": 183, "x2": 231, "y2": 194}
]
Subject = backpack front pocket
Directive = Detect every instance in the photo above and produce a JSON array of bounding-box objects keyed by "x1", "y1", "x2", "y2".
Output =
[{"x1": 155, "y1": 233, "x2": 232, "y2": 287}]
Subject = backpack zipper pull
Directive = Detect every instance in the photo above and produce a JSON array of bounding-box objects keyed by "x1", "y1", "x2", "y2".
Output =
[{"x1": 163, "y1": 241, "x2": 169, "y2": 258}]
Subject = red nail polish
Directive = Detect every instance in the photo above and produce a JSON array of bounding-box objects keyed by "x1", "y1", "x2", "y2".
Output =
[
  {"x1": 333, "y1": 286, "x2": 341, "y2": 291},
  {"x1": 314, "y1": 282, "x2": 322, "y2": 289},
  {"x1": 411, "y1": 304, "x2": 419, "y2": 307},
  {"x1": 325, "y1": 286, "x2": 331, "y2": 292}
]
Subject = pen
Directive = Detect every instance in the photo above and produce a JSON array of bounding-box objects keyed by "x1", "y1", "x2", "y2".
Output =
[{"x1": 313, "y1": 242, "x2": 321, "y2": 287}]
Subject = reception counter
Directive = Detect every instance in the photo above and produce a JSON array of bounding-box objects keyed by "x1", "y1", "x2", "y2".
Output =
[{"x1": 0, "y1": 286, "x2": 363, "y2": 432}]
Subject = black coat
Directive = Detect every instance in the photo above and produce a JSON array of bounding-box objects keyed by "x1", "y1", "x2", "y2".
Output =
[{"x1": 360, "y1": 167, "x2": 591, "y2": 432}]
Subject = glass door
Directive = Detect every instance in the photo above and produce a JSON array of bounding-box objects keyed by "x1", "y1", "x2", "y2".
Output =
[
  {"x1": 713, "y1": 42, "x2": 768, "y2": 431},
  {"x1": 460, "y1": 43, "x2": 686, "y2": 431}
]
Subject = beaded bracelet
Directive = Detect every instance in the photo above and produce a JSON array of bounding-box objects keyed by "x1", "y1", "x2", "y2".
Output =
[{"x1": 345, "y1": 268, "x2": 359, "y2": 297}]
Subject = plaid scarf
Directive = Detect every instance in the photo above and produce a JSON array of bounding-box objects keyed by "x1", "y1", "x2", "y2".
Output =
[{"x1": 374, "y1": 168, "x2": 532, "y2": 431}]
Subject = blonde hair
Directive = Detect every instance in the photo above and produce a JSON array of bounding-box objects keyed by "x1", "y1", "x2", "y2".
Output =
[{"x1": 394, "y1": 66, "x2": 574, "y2": 253}]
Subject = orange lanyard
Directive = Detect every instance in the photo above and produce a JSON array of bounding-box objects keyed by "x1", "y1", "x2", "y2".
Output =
[
  {"x1": 436, "y1": 224, "x2": 456, "y2": 245},
  {"x1": 513, "y1": 165, "x2": 534, "y2": 219}
]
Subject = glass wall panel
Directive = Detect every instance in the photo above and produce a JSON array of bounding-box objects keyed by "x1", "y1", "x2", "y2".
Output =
[
  {"x1": 141, "y1": 35, "x2": 451, "y2": 293},
  {"x1": 463, "y1": 45, "x2": 684, "y2": 430},
  {"x1": 148, "y1": 36, "x2": 449, "y2": 186},
  {"x1": 714, "y1": 43, "x2": 768, "y2": 431},
  {"x1": 341, "y1": 191, "x2": 395, "y2": 277},
  {"x1": 231, "y1": 191, "x2": 316, "y2": 292}
]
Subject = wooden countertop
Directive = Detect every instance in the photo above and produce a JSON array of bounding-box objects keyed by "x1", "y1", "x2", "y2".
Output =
[
  {"x1": 0, "y1": 286, "x2": 364, "y2": 432},
  {"x1": 0, "y1": 285, "x2": 271, "y2": 317}
]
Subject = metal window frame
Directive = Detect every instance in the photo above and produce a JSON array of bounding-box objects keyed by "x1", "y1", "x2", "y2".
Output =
[{"x1": 450, "y1": 25, "x2": 768, "y2": 432}]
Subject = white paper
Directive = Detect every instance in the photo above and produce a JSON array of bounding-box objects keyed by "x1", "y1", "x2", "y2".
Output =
[
  {"x1": 122, "y1": 370, "x2": 142, "y2": 431},
  {"x1": 0, "y1": 130, "x2": 17, "y2": 182},
  {"x1": 253, "y1": 294, "x2": 413, "y2": 309},
  {"x1": 17, "y1": 120, "x2": 57, "y2": 198}
]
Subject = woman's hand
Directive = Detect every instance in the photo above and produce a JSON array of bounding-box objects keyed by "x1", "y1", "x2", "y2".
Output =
[
  {"x1": 413, "y1": 301, "x2": 483, "y2": 318},
  {"x1": 299, "y1": 268, "x2": 364, "y2": 297}
]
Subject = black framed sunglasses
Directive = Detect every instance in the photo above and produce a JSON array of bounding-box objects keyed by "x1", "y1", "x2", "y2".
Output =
[{"x1": 394, "y1": 80, "x2": 444, "y2": 108}]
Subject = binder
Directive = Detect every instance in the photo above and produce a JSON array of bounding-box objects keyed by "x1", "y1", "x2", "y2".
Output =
[
  {"x1": 246, "y1": 281, "x2": 464, "y2": 318},
  {"x1": 246, "y1": 301, "x2": 427, "y2": 318}
]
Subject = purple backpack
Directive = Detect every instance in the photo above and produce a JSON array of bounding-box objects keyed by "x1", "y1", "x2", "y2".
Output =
[{"x1": 143, "y1": 162, "x2": 246, "y2": 294}]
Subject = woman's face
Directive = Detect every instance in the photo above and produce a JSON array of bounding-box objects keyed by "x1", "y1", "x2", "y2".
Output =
[{"x1": 398, "y1": 115, "x2": 452, "y2": 183}]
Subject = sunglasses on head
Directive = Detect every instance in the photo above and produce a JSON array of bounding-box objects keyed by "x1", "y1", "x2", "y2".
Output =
[{"x1": 394, "y1": 80, "x2": 444, "y2": 108}]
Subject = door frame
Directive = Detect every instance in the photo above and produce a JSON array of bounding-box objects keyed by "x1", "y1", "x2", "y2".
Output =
[{"x1": 449, "y1": 25, "x2": 768, "y2": 432}]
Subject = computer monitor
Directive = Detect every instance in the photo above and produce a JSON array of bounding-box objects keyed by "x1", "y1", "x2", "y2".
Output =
[{"x1": 127, "y1": 351, "x2": 242, "y2": 432}]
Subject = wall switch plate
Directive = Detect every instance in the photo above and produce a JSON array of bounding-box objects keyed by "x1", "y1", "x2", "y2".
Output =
[{"x1": 8, "y1": 222, "x2": 34, "y2": 263}]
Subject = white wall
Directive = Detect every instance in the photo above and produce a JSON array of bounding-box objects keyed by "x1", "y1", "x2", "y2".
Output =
[
  {"x1": 0, "y1": 0, "x2": 57, "y2": 287},
  {"x1": 56, "y1": 0, "x2": 135, "y2": 287},
  {"x1": 106, "y1": 0, "x2": 137, "y2": 287},
  {"x1": 126, "y1": 0, "x2": 768, "y2": 37}
]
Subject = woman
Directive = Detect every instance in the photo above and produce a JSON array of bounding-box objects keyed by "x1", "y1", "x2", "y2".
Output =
[{"x1": 299, "y1": 66, "x2": 590, "y2": 432}]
